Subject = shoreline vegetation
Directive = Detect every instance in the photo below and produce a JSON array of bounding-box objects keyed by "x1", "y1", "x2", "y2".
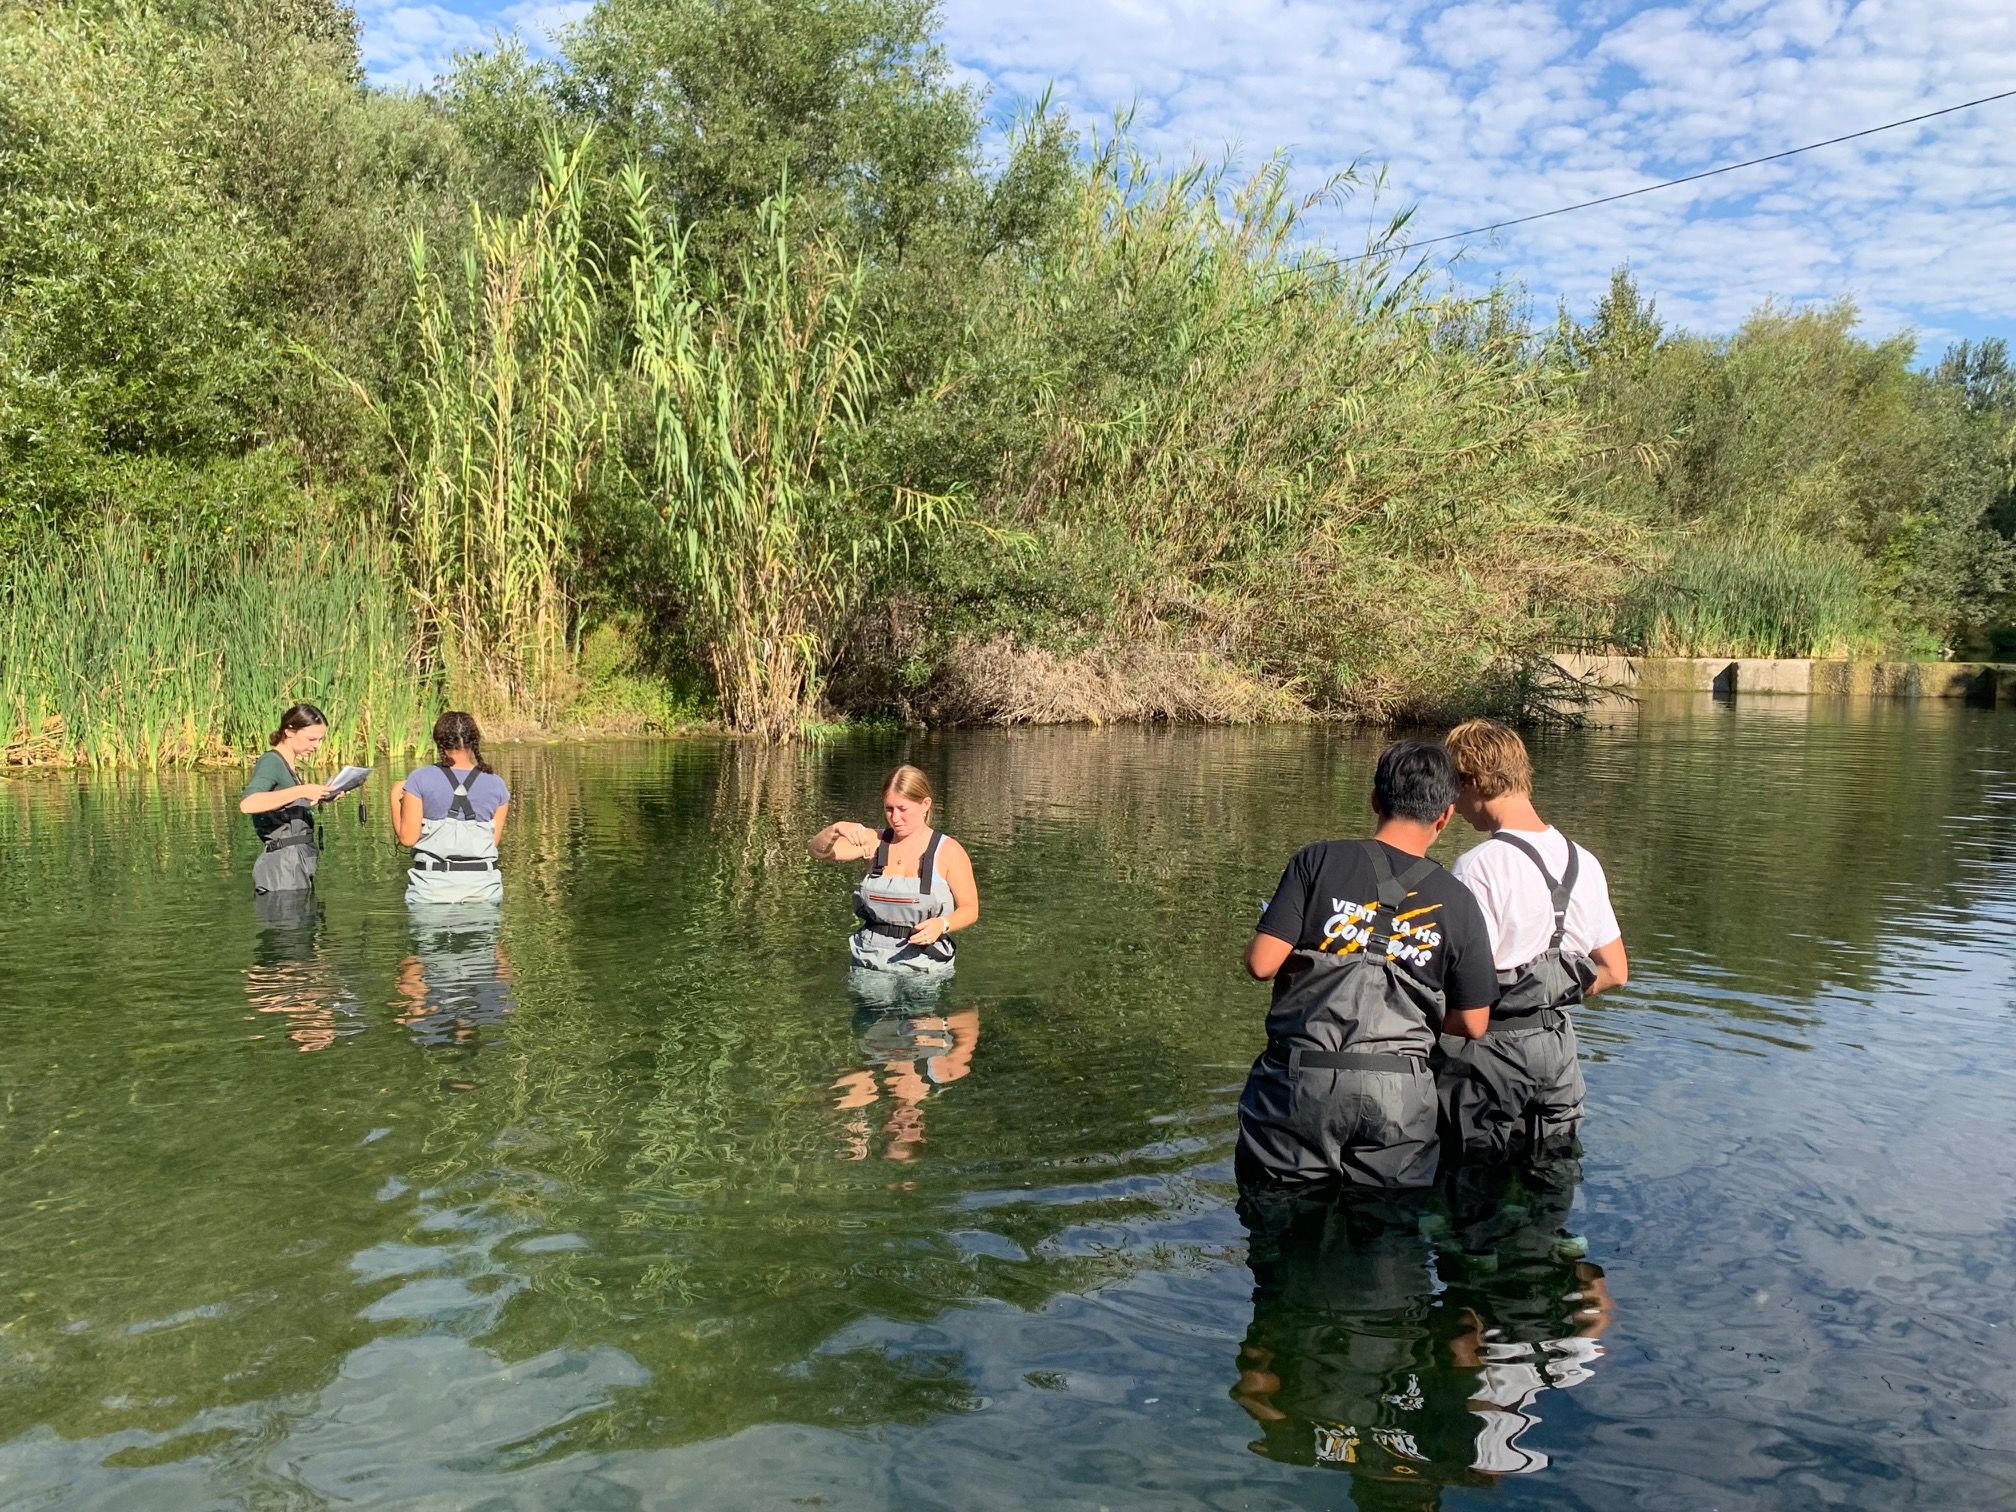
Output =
[{"x1": 5, "y1": 1, "x2": 2015, "y2": 768}]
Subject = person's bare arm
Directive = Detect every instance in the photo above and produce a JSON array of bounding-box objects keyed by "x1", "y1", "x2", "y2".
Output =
[
  {"x1": 1245, "y1": 932, "x2": 1294, "y2": 981},
  {"x1": 809, "y1": 820, "x2": 878, "y2": 861},
  {"x1": 239, "y1": 783, "x2": 328, "y2": 814},
  {"x1": 909, "y1": 839, "x2": 979, "y2": 945},
  {"x1": 393, "y1": 789, "x2": 425, "y2": 847},
  {"x1": 1443, "y1": 1005, "x2": 1491, "y2": 1040},
  {"x1": 490, "y1": 800, "x2": 510, "y2": 847},
  {"x1": 1587, "y1": 937, "x2": 1629, "y2": 995}
]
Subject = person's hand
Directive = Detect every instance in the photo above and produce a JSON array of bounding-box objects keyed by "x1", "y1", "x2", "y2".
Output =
[
  {"x1": 908, "y1": 917, "x2": 948, "y2": 946},
  {"x1": 840, "y1": 821, "x2": 878, "y2": 850},
  {"x1": 295, "y1": 782, "x2": 332, "y2": 805}
]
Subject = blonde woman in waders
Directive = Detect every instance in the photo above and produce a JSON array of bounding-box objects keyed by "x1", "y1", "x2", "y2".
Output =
[
  {"x1": 239, "y1": 703, "x2": 349, "y2": 897},
  {"x1": 809, "y1": 765, "x2": 979, "y2": 993},
  {"x1": 390, "y1": 712, "x2": 509, "y2": 908}
]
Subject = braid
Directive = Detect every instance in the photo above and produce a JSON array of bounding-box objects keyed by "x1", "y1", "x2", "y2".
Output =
[{"x1": 430, "y1": 710, "x2": 490, "y2": 775}]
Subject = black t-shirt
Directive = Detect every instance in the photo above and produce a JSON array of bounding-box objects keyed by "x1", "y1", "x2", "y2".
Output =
[{"x1": 1257, "y1": 839, "x2": 1498, "y2": 1013}]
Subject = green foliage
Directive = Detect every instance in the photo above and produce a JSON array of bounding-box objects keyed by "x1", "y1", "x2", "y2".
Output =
[
  {"x1": 1565, "y1": 279, "x2": 2016, "y2": 654},
  {"x1": 857, "y1": 134, "x2": 1615, "y2": 720},
  {"x1": 624, "y1": 169, "x2": 958, "y2": 737},
  {"x1": 8, "y1": 0, "x2": 2015, "y2": 764},
  {"x1": 1, "y1": 529, "x2": 433, "y2": 768},
  {"x1": 0, "y1": 1, "x2": 475, "y2": 549},
  {"x1": 364, "y1": 139, "x2": 613, "y2": 721},
  {"x1": 1613, "y1": 531, "x2": 1885, "y2": 660}
]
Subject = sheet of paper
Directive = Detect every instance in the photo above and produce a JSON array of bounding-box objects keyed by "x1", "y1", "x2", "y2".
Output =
[{"x1": 323, "y1": 765, "x2": 373, "y2": 797}]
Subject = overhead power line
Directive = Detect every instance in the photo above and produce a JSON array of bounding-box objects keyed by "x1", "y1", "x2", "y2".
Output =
[{"x1": 1368, "y1": 85, "x2": 2016, "y2": 257}]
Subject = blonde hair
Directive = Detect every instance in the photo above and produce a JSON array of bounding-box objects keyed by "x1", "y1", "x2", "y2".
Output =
[
  {"x1": 1444, "y1": 718, "x2": 1532, "y2": 799},
  {"x1": 884, "y1": 764, "x2": 933, "y2": 805}
]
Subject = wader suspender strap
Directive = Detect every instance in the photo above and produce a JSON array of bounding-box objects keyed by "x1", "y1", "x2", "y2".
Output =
[
  {"x1": 1491, "y1": 831, "x2": 1580, "y2": 949},
  {"x1": 1360, "y1": 840, "x2": 1436, "y2": 912},
  {"x1": 870, "y1": 830, "x2": 942, "y2": 892},
  {"x1": 413, "y1": 769, "x2": 499, "y2": 872}
]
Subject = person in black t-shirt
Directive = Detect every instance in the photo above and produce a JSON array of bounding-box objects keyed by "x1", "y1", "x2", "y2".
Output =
[{"x1": 1237, "y1": 740, "x2": 1498, "y2": 1193}]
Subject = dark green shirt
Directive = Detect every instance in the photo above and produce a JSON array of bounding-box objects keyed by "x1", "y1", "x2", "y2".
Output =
[{"x1": 242, "y1": 749, "x2": 304, "y2": 842}]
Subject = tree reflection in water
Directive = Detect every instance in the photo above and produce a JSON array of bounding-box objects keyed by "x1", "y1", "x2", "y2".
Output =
[{"x1": 1233, "y1": 1153, "x2": 1614, "y2": 1507}]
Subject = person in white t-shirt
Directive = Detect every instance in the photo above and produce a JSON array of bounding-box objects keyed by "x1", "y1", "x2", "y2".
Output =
[{"x1": 1437, "y1": 719, "x2": 1629, "y2": 1161}]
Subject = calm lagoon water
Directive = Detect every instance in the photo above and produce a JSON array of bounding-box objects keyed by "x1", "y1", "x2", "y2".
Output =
[{"x1": 2, "y1": 695, "x2": 2014, "y2": 1510}]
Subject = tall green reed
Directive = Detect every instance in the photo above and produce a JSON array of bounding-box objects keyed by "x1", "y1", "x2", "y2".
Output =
[
  {"x1": 1615, "y1": 531, "x2": 1884, "y2": 659},
  {"x1": 623, "y1": 169, "x2": 956, "y2": 739},
  {"x1": 1, "y1": 530, "x2": 433, "y2": 769},
  {"x1": 370, "y1": 136, "x2": 611, "y2": 724}
]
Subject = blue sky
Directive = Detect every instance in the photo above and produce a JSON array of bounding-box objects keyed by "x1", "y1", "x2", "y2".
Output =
[{"x1": 355, "y1": 0, "x2": 2016, "y2": 352}]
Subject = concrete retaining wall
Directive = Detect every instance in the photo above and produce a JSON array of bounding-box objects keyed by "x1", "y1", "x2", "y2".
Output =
[{"x1": 1555, "y1": 654, "x2": 2013, "y2": 703}]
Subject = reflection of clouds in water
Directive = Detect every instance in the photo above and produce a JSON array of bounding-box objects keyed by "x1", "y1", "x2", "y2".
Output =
[
  {"x1": 834, "y1": 975, "x2": 979, "y2": 1163},
  {"x1": 395, "y1": 905, "x2": 515, "y2": 1079},
  {"x1": 245, "y1": 898, "x2": 361, "y2": 1054}
]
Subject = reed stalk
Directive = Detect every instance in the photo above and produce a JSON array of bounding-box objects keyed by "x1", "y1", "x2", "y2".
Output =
[
  {"x1": 623, "y1": 168, "x2": 955, "y2": 739},
  {"x1": 390, "y1": 136, "x2": 611, "y2": 723},
  {"x1": 1, "y1": 530, "x2": 434, "y2": 768}
]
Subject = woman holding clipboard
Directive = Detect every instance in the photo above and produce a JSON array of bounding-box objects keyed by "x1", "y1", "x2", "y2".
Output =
[{"x1": 238, "y1": 703, "x2": 364, "y2": 896}]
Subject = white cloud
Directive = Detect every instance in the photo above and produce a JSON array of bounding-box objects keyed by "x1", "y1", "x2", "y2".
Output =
[
  {"x1": 355, "y1": 0, "x2": 580, "y2": 92},
  {"x1": 356, "y1": 0, "x2": 2016, "y2": 342}
]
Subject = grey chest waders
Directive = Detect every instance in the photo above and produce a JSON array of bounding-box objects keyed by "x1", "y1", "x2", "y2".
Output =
[
  {"x1": 1438, "y1": 831, "x2": 1597, "y2": 1162},
  {"x1": 1237, "y1": 841, "x2": 1449, "y2": 1192},
  {"x1": 849, "y1": 830, "x2": 956, "y2": 977},
  {"x1": 252, "y1": 814, "x2": 318, "y2": 896},
  {"x1": 405, "y1": 768, "x2": 503, "y2": 907}
]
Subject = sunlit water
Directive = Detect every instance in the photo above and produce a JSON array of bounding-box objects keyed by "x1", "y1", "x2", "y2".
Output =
[{"x1": 2, "y1": 696, "x2": 2013, "y2": 1510}]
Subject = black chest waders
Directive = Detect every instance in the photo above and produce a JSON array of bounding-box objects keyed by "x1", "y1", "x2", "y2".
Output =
[
  {"x1": 406, "y1": 769, "x2": 503, "y2": 907},
  {"x1": 849, "y1": 830, "x2": 956, "y2": 983},
  {"x1": 1437, "y1": 832, "x2": 1597, "y2": 1163},
  {"x1": 1236, "y1": 842, "x2": 1450, "y2": 1194}
]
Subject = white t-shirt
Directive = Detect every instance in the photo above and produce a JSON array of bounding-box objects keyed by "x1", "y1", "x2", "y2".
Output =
[{"x1": 1449, "y1": 826, "x2": 1621, "y2": 972}]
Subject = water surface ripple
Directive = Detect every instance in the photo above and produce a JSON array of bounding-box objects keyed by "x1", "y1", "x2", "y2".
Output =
[{"x1": 2, "y1": 696, "x2": 2013, "y2": 1509}]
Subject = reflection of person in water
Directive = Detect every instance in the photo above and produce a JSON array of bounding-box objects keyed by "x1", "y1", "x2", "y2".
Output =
[
  {"x1": 1232, "y1": 1159, "x2": 1617, "y2": 1504},
  {"x1": 832, "y1": 981, "x2": 980, "y2": 1162},
  {"x1": 243, "y1": 896, "x2": 360, "y2": 1052},
  {"x1": 1436, "y1": 1152, "x2": 1615, "y2": 1476},
  {"x1": 393, "y1": 905, "x2": 515, "y2": 1088},
  {"x1": 1232, "y1": 1188, "x2": 1491, "y2": 1510}
]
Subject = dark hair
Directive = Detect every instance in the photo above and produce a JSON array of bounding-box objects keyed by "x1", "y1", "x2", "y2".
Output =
[
  {"x1": 432, "y1": 710, "x2": 492, "y2": 775},
  {"x1": 1372, "y1": 739, "x2": 1460, "y2": 824},
  {"x1": 270, "y1": 703, "x2": 328, "y2": 747}
]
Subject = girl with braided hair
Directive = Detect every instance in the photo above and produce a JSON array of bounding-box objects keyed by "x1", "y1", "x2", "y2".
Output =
[{"x1": 390, "y1": 712, "x2": 510, "y2": 906}]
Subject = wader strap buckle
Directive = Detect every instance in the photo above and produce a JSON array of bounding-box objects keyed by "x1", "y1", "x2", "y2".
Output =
[
  {"x1": 263, "y1": 831, "x2": 314, "y2": 852},
  {"x1": 1361, "y1": 840, "x2": 1436, "y2": 910},
  {"x1": 1282, "y1": 1047, "x2": 1426, "y2": 1074},
  {"x1": 441, "y1": 765, "x2": 481, "y2": 822},
  {"x1": 413, "y1": 853, "x2": 500, "y2": 873},
  {"x1": 1491, "y1": 831, "x2": 1580, "y2": 949}
]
